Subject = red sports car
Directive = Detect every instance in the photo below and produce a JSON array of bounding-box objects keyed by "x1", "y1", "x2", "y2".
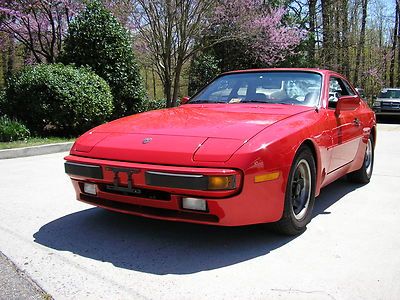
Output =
[{"x1": 65, "y1": 68, "x2": 376, "y2": 235}]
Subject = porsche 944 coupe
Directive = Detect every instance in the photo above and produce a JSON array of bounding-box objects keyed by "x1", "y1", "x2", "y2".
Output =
[{"x1": 65, "y1": 68, "x2": 376, "y2": 235}]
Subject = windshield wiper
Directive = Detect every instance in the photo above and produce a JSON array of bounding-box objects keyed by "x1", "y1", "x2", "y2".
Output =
[
  {"x1": 240, "y1": 100, "x2": 268, "y2": 103},
  {"x1": 189, "y1": 100, "x2": 226, "y2": 104},
  {"x1": 272, "y1": 102, "x2": 294, "y2": 105}
]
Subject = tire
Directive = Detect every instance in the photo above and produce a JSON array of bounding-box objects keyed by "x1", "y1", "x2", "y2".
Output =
[
  {"x1": 273, "y1": 146, "x2": 316, "y2": 235},
  {"x1": 347, "y1": 134, "x2": 374, "y2": 184}
]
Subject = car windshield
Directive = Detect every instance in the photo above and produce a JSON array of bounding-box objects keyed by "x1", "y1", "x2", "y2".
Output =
[
  {"x1": 379, "y1": 89, "x2": 400, "y2": 99},
  {"x1": 190, "y1": 71, "x2": 322, "y2": 107}
]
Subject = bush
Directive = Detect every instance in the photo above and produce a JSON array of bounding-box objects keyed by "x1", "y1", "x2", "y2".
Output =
[
  {"x1": 62, "y1": 1, "x2": 146, "y2": 117},
  {"x1": 146, "y1": 99, "x2": 167, "y2": 111},
  {"x1": 3, "y1": 63, "x2": 114, "y2": 135},
  {"x1": 0, "y1": 116, "x2": 30, "y2": 142},
  {"x1": 188, "y1": 53, "x2": 221, "y2": 95}
]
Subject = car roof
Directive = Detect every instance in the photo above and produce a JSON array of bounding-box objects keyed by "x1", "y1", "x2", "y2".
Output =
[{"x1": 221, "y1": 68, "x2": 342, "y2": 77}]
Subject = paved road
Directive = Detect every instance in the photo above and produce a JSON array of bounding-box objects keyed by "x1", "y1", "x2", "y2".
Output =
[
  {"x1": 0, "y1": 123, "x2": 400, "y2": 300},
  {"x1": 0, "y1": 251, "x2": 47, "y2": 300}
]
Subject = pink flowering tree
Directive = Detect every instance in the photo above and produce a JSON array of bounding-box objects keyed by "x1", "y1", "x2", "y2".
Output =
[
  {"x1": 211, "y1": 0, "x2": 305, "y2": 67},
  {"x1": 187, "y1": 0, "x2": 305, "y2": 94},
  {"x1": 104, "y1": 0, "x2": 133, "y2": 29},
  {"x1": 0, "y1": 0, "x2": 81, "y2": 63}
]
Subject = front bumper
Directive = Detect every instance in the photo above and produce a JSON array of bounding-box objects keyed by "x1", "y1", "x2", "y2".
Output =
[{"x1": 65, "y1": 155, "x2": 286, "y2": 226}]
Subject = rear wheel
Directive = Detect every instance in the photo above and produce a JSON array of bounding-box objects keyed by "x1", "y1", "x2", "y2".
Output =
[
  {"x1": 273, "y1": 146, "x2": 316, "y2": 235},
  {"x1": 348, "y1": 134, "x2": 374, "y2": 184}
]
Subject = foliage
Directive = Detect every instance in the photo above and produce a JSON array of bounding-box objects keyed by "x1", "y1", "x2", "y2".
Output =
[
  {"x1": 210, "y1": 1, "x2": 305, "y2": 69},
  {"x1": 0, "y1": 115, "x2": 30, "y2": 142},
  {"x1": 0, "y1": 0, "x2": 81, "y2": 63},
  {"x1": 146, "y1": 99, "x2": 167, "y2": 111},
  {"x1": 132, "y1": 0, "x2": 214, "y2": 107},
  {"x1": 188, "y1": 54, "x2": 221, "y2": 95},
  {"x1": 3, "y1": 63, "x2": 113, "y2": 136},
  {"x1": 62, "y1": 1, "x2": 146, "y2": 117}
]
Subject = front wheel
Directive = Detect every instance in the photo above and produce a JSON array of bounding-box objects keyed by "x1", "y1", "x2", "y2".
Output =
[
  {"x1": 348, "y1": 134, "x2": 374, "y2": 184},
  {"x1": 273, "y1": 146, "x2": 316, "y2": 235}
]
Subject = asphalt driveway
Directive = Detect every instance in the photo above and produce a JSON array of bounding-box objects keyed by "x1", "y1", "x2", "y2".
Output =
[{"x1": 0, "y1": 123, "x2": 399, "y2": 299}]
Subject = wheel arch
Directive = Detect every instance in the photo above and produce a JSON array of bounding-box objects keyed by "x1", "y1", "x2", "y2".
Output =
[
  {"x1": 297, "y1": 139, "x2": 322, "y2": 196},
  {"x1": 370, "y1": 125, "x2": 377, "y2": 148}
]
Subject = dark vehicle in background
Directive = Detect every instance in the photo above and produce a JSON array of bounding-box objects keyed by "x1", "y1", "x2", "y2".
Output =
[{"x1": 373, "y1": 88, "x2": 400, "y2": 115}]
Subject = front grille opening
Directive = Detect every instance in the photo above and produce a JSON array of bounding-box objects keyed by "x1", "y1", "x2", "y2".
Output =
[
  {"x1": 99, "y1": 184, "x2": 171, "y2": 201},
  {"x1": 80, "y1": 194, "x2": 219, "y2": 223}
]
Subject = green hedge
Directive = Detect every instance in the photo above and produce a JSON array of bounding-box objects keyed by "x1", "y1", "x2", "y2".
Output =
[
  {"x1": 62, "y1": 1, "x2": 146, "y2": 117},
  {"x1": 0, "y1": 116, "x2": 30, "y2": 142},
  {"x1": 3, "y1": 63, "x2": 114, "y2": 135},
  {"x1": 146, "y1": 99, "x2": 167, "y2": 111}
]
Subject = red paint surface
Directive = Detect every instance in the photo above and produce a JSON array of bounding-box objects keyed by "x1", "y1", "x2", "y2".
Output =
[{"x1": 65, "y1": 69, "x2": 376, "y2": 226}]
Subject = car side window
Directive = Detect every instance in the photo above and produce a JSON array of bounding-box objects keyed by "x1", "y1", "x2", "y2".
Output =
[
  {"x1": 329, "y1": 78, "x2": 342, "y2": 108},
  {"x1": 342, "y1": 80, "x2": 355, "y2": 96},
  {"x1": 328, "y1": 77, "x2": 352, "y2": 109}
]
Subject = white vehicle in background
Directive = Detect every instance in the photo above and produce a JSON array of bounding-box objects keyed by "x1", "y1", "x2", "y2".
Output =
[{"x1": 373, "y1": 88, "x2": 400, "y2": 115}]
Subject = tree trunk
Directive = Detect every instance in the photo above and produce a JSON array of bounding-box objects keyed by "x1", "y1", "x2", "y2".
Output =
[
  {"x1": 397, "y1": 5, "x2": 400, "y2": 87},
  {"x1": 390, "y1": 1, "x2": 399, "y2": 87},
  {"x1": 145, "y1": 67, "x2": 148, "y2": 94},
  {"x1": 172, "y1": 61, "x2": 183, "y2": 107},
  {"x1": 341, "y1": 0, "x2": 350, "y2": 78},
  {"x1": 1, "y1": 39, "x2": 8, "y2": 85},
  {"x1": 321, "y1": 0, "x2": 332, "y2": 68},
  {"x1": 353, "y1": 0, "x2": 368, "y2": 86},
  {"x1": 4, "y1": 33, "x2": 15, "y2": 83},
  {"x1": 349, "y1": 0, "x2": 360, "y2": 83},
  {"x1": 164, "y1": 80, "x2": 172, "y2": 107},
  {"x1": 334, "y1": 0, "x2": 341, "y2": 71},
  {"x1": 152, "y1": 68, "x2": 157, "y2": 100},
  {"x1": 163, "y1": 67, "x2": 173, "y2": 107},
  {"x1": 308, "y1": 0, "x2": 317, "y2": 64},
  {"x1": 383, "y1": 48, "x2": 388, "y2": 86}
]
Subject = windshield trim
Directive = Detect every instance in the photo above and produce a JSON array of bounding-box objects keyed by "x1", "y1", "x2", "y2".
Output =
[{"x1": 188, "y1": 70, "x2": 323, "y2": 108}]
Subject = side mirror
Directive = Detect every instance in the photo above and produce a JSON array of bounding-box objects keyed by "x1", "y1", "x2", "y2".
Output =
[
  {"x1": 181, "y1": 96, "x2": 190, "y2": 105},
  {"x1": 335, "y1": 96, "x2": 360, "y2": 116}
]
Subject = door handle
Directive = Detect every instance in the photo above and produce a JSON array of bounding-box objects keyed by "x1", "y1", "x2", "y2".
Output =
[{"x1": 353, "y1": 118, "x2": 361, "y2": 126}]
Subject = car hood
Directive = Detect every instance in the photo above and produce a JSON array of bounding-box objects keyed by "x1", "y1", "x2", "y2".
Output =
[{"x1": 71, "y1": 104, "x2": 312, "y2": 164}]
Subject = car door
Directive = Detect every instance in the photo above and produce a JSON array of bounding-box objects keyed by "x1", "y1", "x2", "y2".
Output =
[{"x1": 327, "y1": 76, "x2": 363, "y2": 173}]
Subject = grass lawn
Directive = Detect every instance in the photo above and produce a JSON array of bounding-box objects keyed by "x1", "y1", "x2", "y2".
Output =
[{"x1": 0, "y1": 137, "x2": 75, "y2": 150}]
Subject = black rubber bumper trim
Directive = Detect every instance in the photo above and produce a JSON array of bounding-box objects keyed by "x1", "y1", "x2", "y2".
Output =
[
  {"x1": 65, "y1": 162, "x2": 103, "y2": 179},
  {"x1": 145, "y1": 171, "x2": 208, "y2": 190}
]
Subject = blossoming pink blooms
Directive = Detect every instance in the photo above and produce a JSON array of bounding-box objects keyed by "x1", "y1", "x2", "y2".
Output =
[{"x1": 213, "y1": 0, "x2": 306, "y2": 66}]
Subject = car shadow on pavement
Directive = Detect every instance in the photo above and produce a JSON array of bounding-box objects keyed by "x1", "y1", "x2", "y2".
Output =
[{"x1": 33, "y1": 178, "x2": 361, "y2": 275}]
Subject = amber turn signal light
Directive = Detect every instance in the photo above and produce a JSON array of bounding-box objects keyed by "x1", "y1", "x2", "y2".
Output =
[
  {"x1": 254, "y1": 171, "x2": 280, "y2": 183},
  {"x1": 208, "y1": 175, "x2": 236, "y2": 190}
]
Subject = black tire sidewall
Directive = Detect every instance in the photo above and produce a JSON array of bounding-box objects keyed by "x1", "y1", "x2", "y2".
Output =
[
  {"x1": 283, "y1": 147, "x2": 317, "y2": 231},
  {"x1": 365, "y1": 135, "x2": 374, "y2": 180},
  {"x1": 348, "y1": 134, "x2": 374, "y2": 183}
]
